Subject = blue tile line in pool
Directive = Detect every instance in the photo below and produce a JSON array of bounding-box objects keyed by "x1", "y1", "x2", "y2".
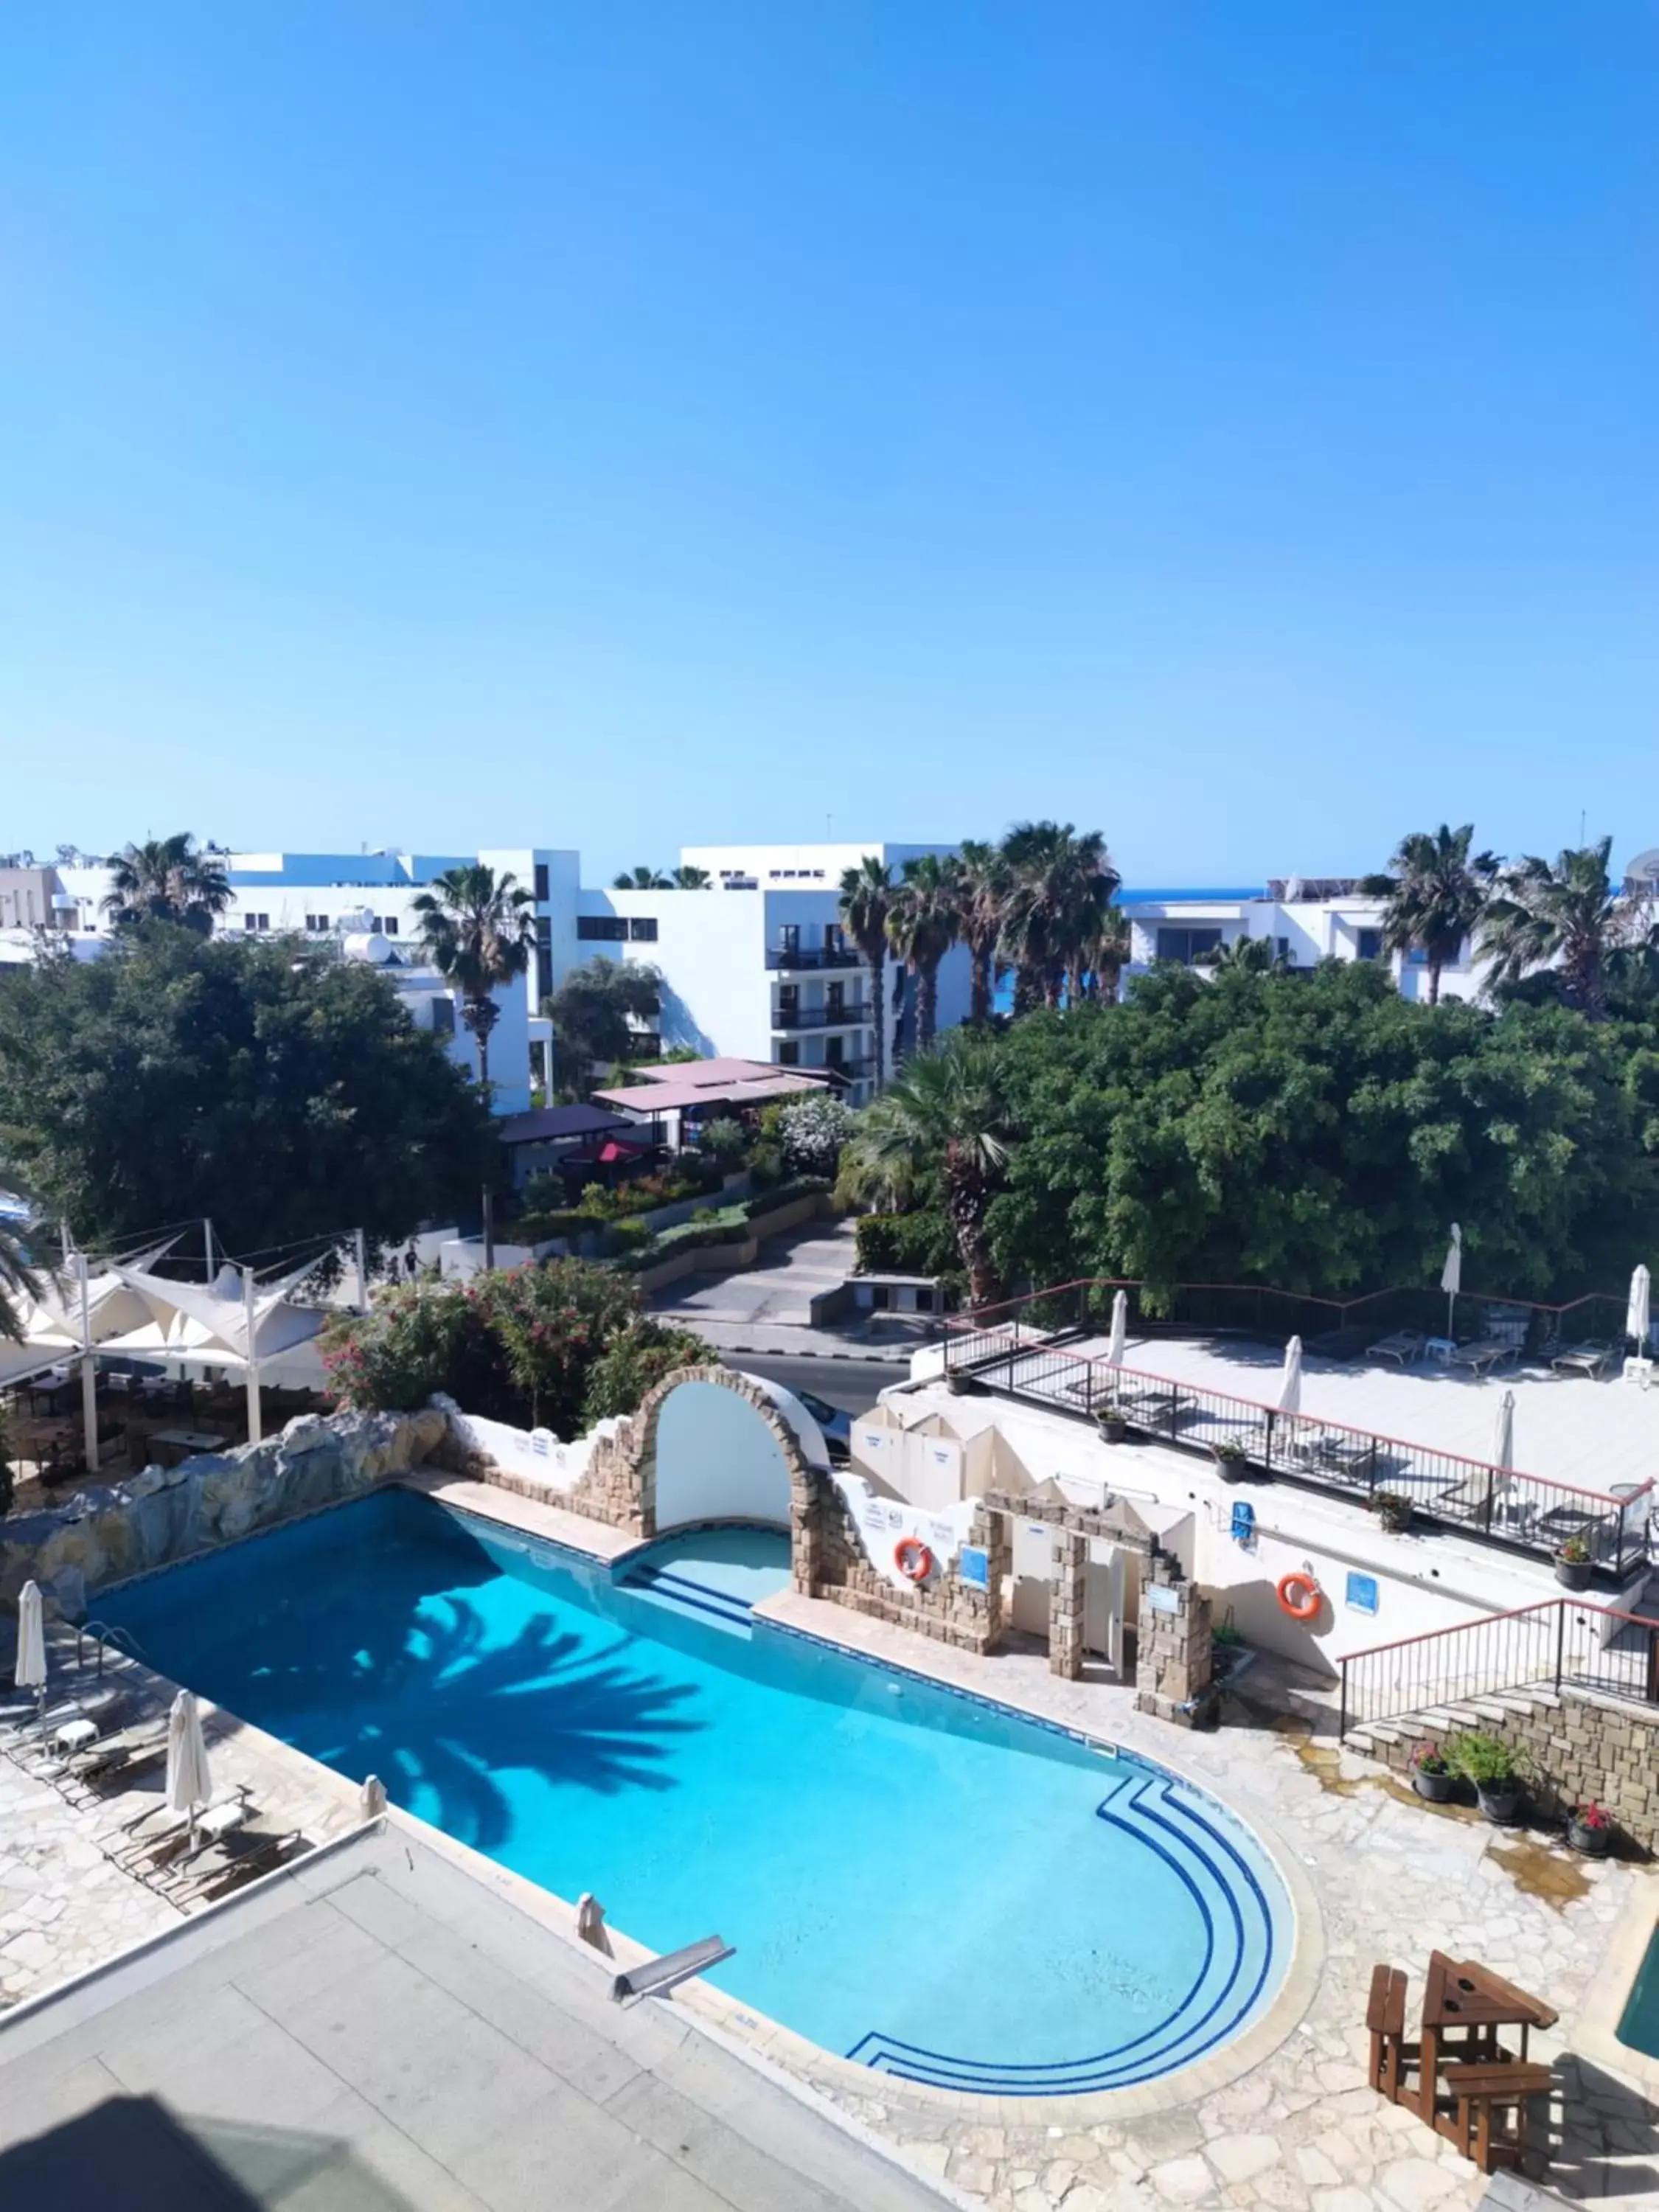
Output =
[
  {"x1": 619, "y1": 1561, "x2": 757, "y2": 1632},
  {"x1": 846, "y1": 1773, "x2": 1278, "y2": 2093}
]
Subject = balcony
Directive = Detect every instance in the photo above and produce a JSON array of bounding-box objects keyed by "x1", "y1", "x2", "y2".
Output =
[
  {"x1": 764, "y1": 944, "x2": 862, "y2": 972},
  {"x1": 771, "y1": 1003, "x2": 873, "y2": 1032}
]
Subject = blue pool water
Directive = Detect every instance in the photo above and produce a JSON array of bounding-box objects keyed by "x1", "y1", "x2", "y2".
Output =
[
  {"x1": 102, "y1": 1492, "x2": 1290, "y2": 2091},
  {"x1": 1618, "y1": 1924, "x2": 1659, "y2": 2059}
]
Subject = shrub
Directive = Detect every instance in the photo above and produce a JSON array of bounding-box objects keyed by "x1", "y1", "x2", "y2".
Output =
[
  {"x1": 854, "y1": 1211, "x2": 957, "y2": 1278},
  {"x1": 698, "y1": 1117, "x2": 749, "y2": 1168},
  {"x1": 1448, "y1": 1731, "x2": 1522, "y2": 1789},
  {"x1": 581, "y1": 1321, "x2": 720, "y2": 1425},
  {"x1": 609, "y1": 1217, "x2": 652, "y2": 1250},
  {"x1": 742, "y1": 1175, "x2": 830, "y2": 1220},
  {"x1": 777, "y1": 1091, "x2": 855, "y2": 1177}
]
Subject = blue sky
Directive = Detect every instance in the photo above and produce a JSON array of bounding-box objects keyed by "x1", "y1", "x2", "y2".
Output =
[{"x1": 2, "y1": 4, "x2": 1655, "y2": 885}]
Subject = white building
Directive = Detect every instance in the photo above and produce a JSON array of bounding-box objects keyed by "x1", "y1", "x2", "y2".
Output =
[{"x1": 574, "y1": 843, "x2": 973, "y2": 1106}]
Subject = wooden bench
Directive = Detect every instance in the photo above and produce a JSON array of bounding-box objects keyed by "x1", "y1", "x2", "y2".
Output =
[
  {"x1": 1366, "y1": 1964, "x2": 1417, "y2": 2104},
  {"x1": 1439, "y1": 2059, "x2": 1554, "y2": 2172}
]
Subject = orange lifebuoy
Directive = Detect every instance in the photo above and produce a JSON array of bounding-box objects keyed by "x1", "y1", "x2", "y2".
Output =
[
  {"x1": 1276, "y1": 1571, "x2": 1321, "y2": 1622},
  {"x1": 895, "y1": 1537, "x2": 934, "y2": 1583}
]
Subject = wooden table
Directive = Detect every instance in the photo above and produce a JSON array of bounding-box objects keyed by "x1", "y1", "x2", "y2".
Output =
[
  {"x1": 148, "y1": 1427, "x2": 228, "y2": 1467},
  {"x1": 1412, "y1": 1951, "x2": 1558, "y2": 2125}
]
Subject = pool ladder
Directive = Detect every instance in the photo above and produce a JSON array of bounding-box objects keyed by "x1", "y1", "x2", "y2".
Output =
[{"x1": 75, "y1": 1621, "x2": 149, "y2": 1676}]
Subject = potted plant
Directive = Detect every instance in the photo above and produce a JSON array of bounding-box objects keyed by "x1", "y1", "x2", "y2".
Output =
[
  {"x1": 1096, "y1": 1397, "x2": 1128, "y2": 1445},
  {"x1": 1370, "y1": 1489, "x2": 1415, "y2": 1534},
  {"x1": 1211, "y1": 1438, "x2": 1251, "y2": 1481},
  {"x1": 1568, "y1": 1801, "x2": 1613, "y2": 1857},
  {"x1": 1408, "y1": 1739, "x2": 1456, "y2": 1804},
  {"x1": 1554, "y1": 1532, "x2": 1595, "y2": 1592},
  {"x1": 1449, "y1": 1731, "x2": 1525, "y2": 1824}
]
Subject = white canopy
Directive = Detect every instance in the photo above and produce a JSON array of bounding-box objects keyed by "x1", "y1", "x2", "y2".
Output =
[
  {"x1": 102, "y1": 1260, "x2": 330, "y2": 1390},
  {"x1": 0, "y1": 1239, "x2": 181, "y2": 1389}
]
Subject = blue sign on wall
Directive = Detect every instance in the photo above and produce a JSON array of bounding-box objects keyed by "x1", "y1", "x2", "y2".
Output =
[
  {"x1": 958, "y1": 1545, "x2": 990, "y2": 1590},
  {"x1": 1345, "y1": 1571, "x2": 1379, "y2": 1615}
]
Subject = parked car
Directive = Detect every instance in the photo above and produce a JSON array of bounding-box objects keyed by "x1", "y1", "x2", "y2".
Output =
[{"x1": 793, "y1": 1387, "x2": 852, "y2": 1464}]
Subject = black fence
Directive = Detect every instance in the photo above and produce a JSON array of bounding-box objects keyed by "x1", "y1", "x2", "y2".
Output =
[{"x1": 1339, "y1": 1599, "x2": 1659, "y2": 1737}]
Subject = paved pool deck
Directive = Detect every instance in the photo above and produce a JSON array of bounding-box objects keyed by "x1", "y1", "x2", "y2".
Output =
[{"x1": 4, "y1": 1472, "x2": 1658, "y2": 2211}]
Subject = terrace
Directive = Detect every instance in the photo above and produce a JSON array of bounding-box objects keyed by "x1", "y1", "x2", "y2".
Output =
[{"x1": 942, "y1": 1280, "x2": 1658, "y2": 1586}]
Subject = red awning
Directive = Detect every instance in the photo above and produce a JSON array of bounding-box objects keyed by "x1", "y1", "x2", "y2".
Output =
[{"x1": 563, "y1": 1138, "x2": 653, "y2": 1167}]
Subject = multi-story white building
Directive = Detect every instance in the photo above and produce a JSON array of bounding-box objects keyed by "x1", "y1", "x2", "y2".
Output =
[{"x1": 574, "y1": 843, "x2": 973, "y2": 1105}]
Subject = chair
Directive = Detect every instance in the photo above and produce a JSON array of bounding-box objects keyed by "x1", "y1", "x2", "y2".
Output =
[
  {"x1": 164, "y1": 1826, "x2": 305, "y2": 1903},
  {"x1": 113, "y1": 1786, "x2": 254, "y2": 1871},
  {"x1": 1366, "y1": 1964, "x2": 1419, "y2": 2105},
  {"x1": 1439, "y1": 2060, "x2": 1554, "y2": 2174},
  {"x1": 1367, "y1": 1332, "x2": 1425, "y2": 1366}
]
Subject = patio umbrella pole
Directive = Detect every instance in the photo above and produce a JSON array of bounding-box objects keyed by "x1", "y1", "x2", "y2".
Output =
[
  {"x1": 77, "y1": 1249, "x2": 100, "y2": 1475},
  {"x1": 243, "y1": 1265, "x2": 262, "y2": 1445}
]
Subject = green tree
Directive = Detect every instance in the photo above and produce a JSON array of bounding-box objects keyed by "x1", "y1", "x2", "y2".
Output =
[
  {"x1": 412, "y1": 863, "x2": 536, "y2": 1266},
  {"x1": 101, "y1": 833, "x2": 232, "y2": 934},
  {"x1": 1082, "y1": 904, "x2": 1133, "y2": 1002},
  {"x1": 1362, "y1": 824, "x2": 1498, "y2": 1006},
  {"x1": 844, "y1": 1032, "x2": 1012, "y2": 1305},
  {"x1": 885, "y1": 854, "x2": 963, "y2": 1050},
  {"x1": 1478, "y1": 838, "x2": 1631, "y2": 1018},
  {"x1": 776, "y1": 1089, "x2": 856, "y2": 1175},
  {"x1": 1196, "y1": 936, "x2": 1288, "y2": 975},
  {"x1": 670, "y1": 866, "x2": 712, "y2": 888},
  {"x1": 542, "y1": 958, "x2": 664, "y2": 1096},
  {"x1": 613, "y1": 866, "x2": 672, "y2": 888},
  {"x1": 956, "y1": 839, "x2": 1010, "y2": 1023},
  {"x1": 983, "y1": 961, "x2": 1659, "y2": 1306},
  {"x1": 0, "y1": 931, "x2": 497, "y2": 1260},
  {"x1": 581, "y1": 1318, "x2": 720, "y2": 1425},
  {"x1": 838, "y1": 856, "x2": 895, "y2": 1088},
  {"x1": 0, "y1": 1210, "x2": 42, "y2": 1343}
]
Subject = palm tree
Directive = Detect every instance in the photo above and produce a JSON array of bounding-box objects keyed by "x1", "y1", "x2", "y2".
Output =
[
  {"x1": 102, "y1": 834, "x2": 232, "y2": 933},
  {"x1": 412, "y1": 863, "x2": 537, "y2": 1265},
  {"x1": 885, "y1": 855, "x2": 963, "y2": 1051},
  {"x1": 1080, "y1": 904, "x2": 1133, "y2": 1002},
  {"x1": 838, "y1": 856, "x2": 895, "y2": 1088},
  {"x1": 1477, "y1": 837, "x2": 1629, "y2": 1018},
  {"x1": 670, "y1": 865, "x2": 712, "y2": 888},
  {"x1": 0, "y1": 1214, "x2": 42, "y2": 1345},
  {"x1": 1194, "y1": 935, "x2": 1288, "y2": 976},
  {"x1": 956, "y1": 840, "x2": 1009, "y2": 1023},
  {"x1": 613, "y1": 866, "x2": 672, "y2": 889},
  {"x1": 998, "y1": 823, "x2": 1121, "y2": 1010},
  {"x1": 844, "y1": 1032, "x2": 1011, "y2": 1306},
  {"x1": 1360, "y1": 824, "x2": 1498, "y2": 1006}
]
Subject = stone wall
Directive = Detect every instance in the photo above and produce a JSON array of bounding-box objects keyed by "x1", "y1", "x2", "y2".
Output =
[
  {"x1": 804, "y1": 1487, "x2": 1009, "y2": 1653},
  {"x1": 1133, "y1": 1548, "x2": 1216, "y2": 1729},
  {"x1": 0, "y1": 1407, "x2": 447, "y2": 1618},
  {"x1": 1364, "y1": 1687, "x2": 1659, "y2": 1854}
]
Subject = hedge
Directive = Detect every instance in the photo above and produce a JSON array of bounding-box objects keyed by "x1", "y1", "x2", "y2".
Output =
[{"x1": 853, "y1": 1211, "x2": 957, "y2": 1278}]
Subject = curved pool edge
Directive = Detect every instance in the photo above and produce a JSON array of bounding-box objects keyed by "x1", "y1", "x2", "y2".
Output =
[{"x1": 1570, "y1": 1878, "x2": 1659, "y2": 2097}]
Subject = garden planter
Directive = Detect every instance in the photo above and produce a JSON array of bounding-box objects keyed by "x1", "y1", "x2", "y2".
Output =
[
  {"x1": 1475, "y1": 1784, "x2": 1523, "y2": 1825},
  {"x1": 1212, "y1": 1453, "x2": 1251, "y2": 1484},
  {"x1": 1413, "y1": 1770, "x2": 1456, "y2": 1804},
  {"x1": 947, "y1": 1373, "x2": 975, "y2": 1396},
  {"x1": 1097, "y1": 1416, "x2": 1127, "y2": 1445},
  {"x1": 1569, "y1": 1818, "x2": 1612, "y2": 1857},
  {"x1": 1554, "y1": 1554, "x2": 1595, "y2": 1592}
]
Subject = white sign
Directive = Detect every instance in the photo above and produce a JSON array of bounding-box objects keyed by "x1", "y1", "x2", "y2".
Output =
[{"x1": 1147, "y1": 1585, "x2": 1180, "y2": 1615}]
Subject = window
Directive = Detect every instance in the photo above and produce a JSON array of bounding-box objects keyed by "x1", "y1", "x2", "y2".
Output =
[
  {"x1": 243, "y1": 913, "x2": 269, "y2": 933},
  {"x1": 1276, "y1": 936, "x2": 1292, "y2": 964},
  {"x1": 534, "y1": 863, "x2": 549, "y2": 903},
  {"x1": 628, "y1": 917, "x2": 658, "y2": 942},
  {"x1": 381, "y1": 915, "x2": 397, "y2": 936},
  {"x1": 431, "y1": 997, "x2": 456, "y2": 1037},
  {"x1": 305, "y1": 913, "x2": 330, "y2": 933},
  {"x1": 1155, "y1": 926, "x2": 1222, "y2": 965},
  {"x1": 577, "y1": 916, "x2": 627, "y2": 941},
  {"x1": 1357, "y1": 928, "x2": 1384, "y2": 962},
  {"x1": 534, "y1": 916, "x2": 552, "y2": 1002},
  {"x1": 778, "y1": 1041, "x2": 801, "y2": 1066}
]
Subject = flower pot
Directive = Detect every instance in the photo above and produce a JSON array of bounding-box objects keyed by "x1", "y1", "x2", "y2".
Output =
[
  {"x1": 1212, "y1": 1453, "x2": 1250, "y2": 1483},
  {"x1": 1554, "y1": 1554, "x2": 1595, "y2": 1592},
  {"x1": 1475, "y1": 1783, "x2": 1523, "y2": 1825},
  {"x1": 1413, "y1": 1769, "x2": 1456, "y2": 1804},
  {"x1": 1098, "y1": 1416, "x2": 1127, "y2": 1445},
  {"x1": 1569, "y1": 1819, "x2": 1612, "y2": 1857},
  {"x1": 947, "y1": 1373, "x2": 975, "y2": 1397}
]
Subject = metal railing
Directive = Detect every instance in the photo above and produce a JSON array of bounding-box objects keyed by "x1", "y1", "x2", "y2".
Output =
[
  {"x1": 942, "y1": 1324, "x2": 1653, "y2": 1579},
  {"x1": 1338, "y1": 1598, "x2": 1659, "y2": 1738},
  {"x1": 771, "y1": 1003, "x2": 873, "y2": 1031},
  {"x1": 764, "y1": 945, "x2": 862, "y2": 971}
]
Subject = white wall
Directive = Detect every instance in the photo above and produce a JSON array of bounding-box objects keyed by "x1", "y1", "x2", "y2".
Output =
[
  {"x1": 577, "y1": 887, "x2": 770, "y2": 1060},
  {"x1": 652, "y1": 1378, "x2": 797, "y2": 1530}
]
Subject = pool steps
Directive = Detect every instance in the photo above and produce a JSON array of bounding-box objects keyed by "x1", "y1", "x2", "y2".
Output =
[{"x1": 846, "y1": 1770, "x2": 1278, "y2": 2093}]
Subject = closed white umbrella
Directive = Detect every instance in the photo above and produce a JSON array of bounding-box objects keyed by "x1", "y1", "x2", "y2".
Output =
[
  {"x1": 165, "y1": 1689, "x2": 212, "y2": 1841},
  {"x1": 1493, "y1": 1388, "x2": 1515, "y2": 1472},
  {"x1": 1279, "y1": 1335, "x2": 1304, "y2": 1416},
  {"x1": 1440, "y1": 1224, "x2": 1463, "y2": 1338},
  {"x1": 15, "y1": 1580, "x2": 46, "y2": 1716},
  {"x1": 1105, "y1": 1290, "x2": 1127, "y2": 1367},
  {"x1": 1627, "y1": 1265, "x2": 1651, "y2": 1352}
]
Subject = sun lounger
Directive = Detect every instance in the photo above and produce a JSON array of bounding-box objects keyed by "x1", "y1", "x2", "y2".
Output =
[
  {"x1": 112, "y1": 1786, "x2": 254, "y2": 1870},
  {"x1": 1447, "y1": 1339, "x2": 1517, "y2": 1380},
  {"x1": 1367, "y1": 1332, "x2": 1425, "y2": 1366},
  {"x1": 1551, "y1": 1342, "x2": 1617, "y2": 1379},
  {"x1": 164, "y1": 1826, "x2": 305, "y2": 1903},
  {"x1": 46, "y1": 1723, "x2": 170, "y2": 1795}
]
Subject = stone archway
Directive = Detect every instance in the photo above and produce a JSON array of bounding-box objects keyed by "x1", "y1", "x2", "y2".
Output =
[{"x1": 566, "y1": 1366, "x2": 822, "y2": 1569}]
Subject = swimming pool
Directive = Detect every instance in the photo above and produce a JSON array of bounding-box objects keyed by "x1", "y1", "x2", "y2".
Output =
[{"x1": 101, "y1": 1490, "x2": 1292, "y2": 2093}]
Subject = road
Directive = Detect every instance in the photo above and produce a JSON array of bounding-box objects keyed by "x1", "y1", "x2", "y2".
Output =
[{"x1": 727, "y1": 1353, "x2": 891, "y2": 1417}]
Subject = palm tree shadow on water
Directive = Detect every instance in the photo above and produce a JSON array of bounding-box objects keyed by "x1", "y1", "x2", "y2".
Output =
[{"x1": 251, "y1": 1594, "x2": 706, "y2": 1853}]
